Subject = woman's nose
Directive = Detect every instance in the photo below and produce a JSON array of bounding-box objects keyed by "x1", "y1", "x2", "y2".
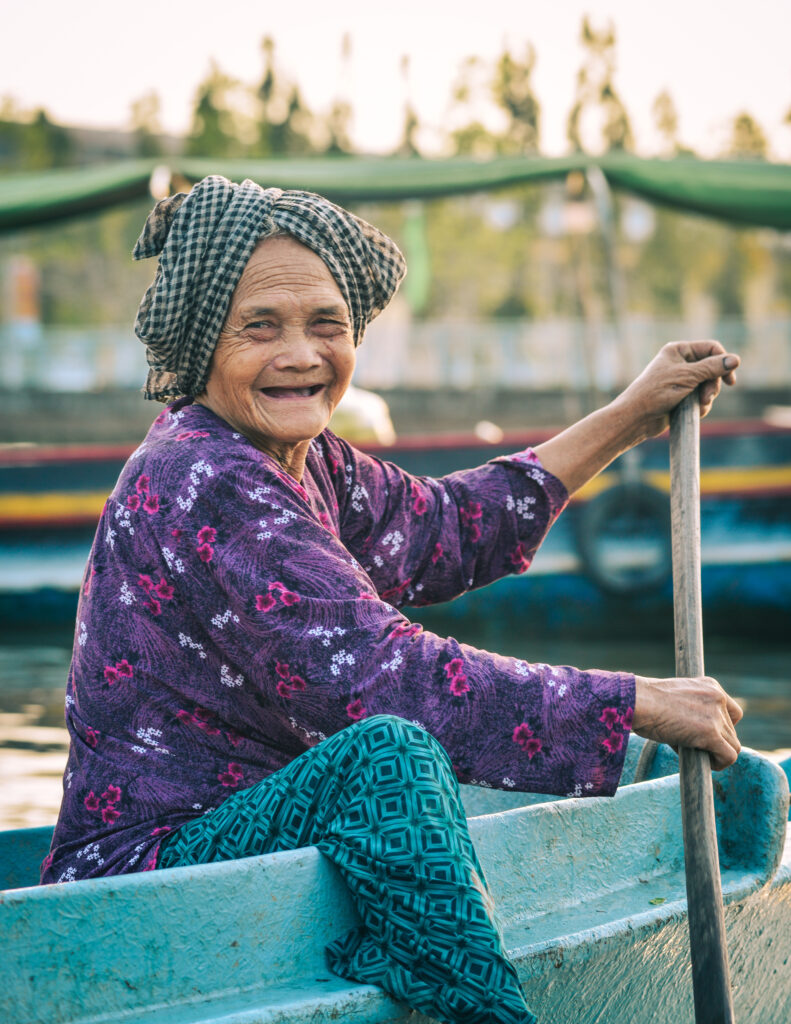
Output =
[{"x1": 273, "y1": 331, "x2": 323, "y2": 370}]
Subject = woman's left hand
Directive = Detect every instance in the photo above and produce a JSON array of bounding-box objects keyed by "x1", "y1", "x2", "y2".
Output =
[{"x1": 616, "y1": 340, "x2": 740, "y2": 443}]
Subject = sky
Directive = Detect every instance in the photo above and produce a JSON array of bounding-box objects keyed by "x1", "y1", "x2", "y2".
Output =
[{"x1": 3, "y1": 0, "x2": 791, "y2": 160}]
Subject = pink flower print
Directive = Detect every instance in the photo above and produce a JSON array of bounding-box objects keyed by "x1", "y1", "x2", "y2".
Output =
[
  {"x1": 104, "y1": 665, "x2": 119, "y2": 685},
  {"x1": 328, "y1": 453, "x2": 341, "y2": 474},
  {"x1": 431, "y1": 542, "x2": 443, "y2": 564},
  {"x1": 468, "y1": 522, "x2": 482, "y2": 543},
  {"x1": 197, "y1": 543, "x2": 213, "y2": 562},
  {"x1": 138, "y1": 574, "x2": 154, "y2": 593},
  {"x1": 143, "y1": 597, "x2": 162, "y2": 616},
  {"x1": 525, "y1": 737, "x2": 543, "y2": 759},
  {"x1": 449, "y1": 675, "x2": 470, "y2": 696},
  {"x1": 288, "y1": 675, "x2": 306, "y2": 692},
  {"x1": 150, "y1": 826, "x2": 172, "y2": 837},
  {"x1": 389, "y1": 622, "x2": 422, "y2": 640},
  {"x1": 218, "y1": 762, "x2": 244, "y2": 787},
  {"x1": 280, "y1": 590, "x2": 300, "y2": 606},
  {"x1": 176, "y1": 431, "x2": 193, "y2": 441},
  {"x1": 620, "y1": 707, "x2": 634, "y2": 730},
  {"x1": 101, "y1": 785, "x2": 121, "y2": 804},
  {"x1": 380, "y1": 578, "x2": 412, "y2": 604},
  {"x1": 346, "y1": 699, "x2": 367, "y2": 721},
  {"x1": 603, "y1": 732, "x2": 624, "y2": 754},
  {"x1": 143, "y1": 494, "x2": 160, "y2": 514},
  {"x1": 510, "y1": 543, "x2": 531, "y2": 574},
  {"x1": 85, "y1": 727, "x2": 99, "y2": 748},
  {"x1": 197, "y1": 525, "x2": 217, "y2": 545},
  {"x1": 276, "y1": 679, "x2": 293, "y2": 698},
  {"x1": 41, "y1": 852, "x2": 53, "y2": 874},
  {"x1": 411, "y1": 482, "x2": 428, "y2": 516},
  {"x1": 153, "y1": 579, "x2": 174, "y2": 600},
  {"x1": 255, "y1": 593, "x2": 276, "y2": 613},
  {"x1": 226, "y1": 728, "x2": 243, "y2": 747},
  {"x1": 84, "y1": 791, "x2": 101, "y2": 812},
  {"x1": 135, "y1": 474, "x2": 150, "y2": 495},
  {"x1": 126, "y1": 493, "x2": 141, "y2": 511},
  {"x1": 176, "y1": 709, "x2": 191, "y2": 723},
  {"x1": 191, "y1": 707, "x2": 220, "y2": 735},
  {"x1": 171, "y1": 528, "x2": 182, "y2": 540},
  {"x1": 269, "y1": 581, "x2": 286, "y2": 592},
  {"x1": 115, "y1": 660, "x2": 133, "y2": 679},
  {"x1": 512, "y1": 722, "x2": 534, "y2": 748},
  {"x1": 318, "y1": 511, "x2": 337, "y2": 535},
  {"x1": 599, "y1": 707, "x2": 621, "y2": 730},
  {"x1": 444, "y1": 658, "x2": 465, "y2": 679},
  {"x1": 359, "y1": 592, "x2": 376, "y2": 601},
  {"x1": 101, "y1": 805, "x2": 121, "y2": 824},
  {"x1": 84, "y1": 567, "x2": 96, "y2": 595},
  {"x1": 275, "y1": 662, "x2": 291, "y2": 679}
]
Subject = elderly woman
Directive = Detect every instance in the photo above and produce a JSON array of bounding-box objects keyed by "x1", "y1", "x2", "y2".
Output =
[{"x1": 42, "y1": 176, "x2": 743, "y2": 1024}]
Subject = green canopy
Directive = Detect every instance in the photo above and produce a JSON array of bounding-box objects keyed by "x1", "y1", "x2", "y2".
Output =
[{"x1": 2, "y1": 153, "x2": 790, "y2": 233}]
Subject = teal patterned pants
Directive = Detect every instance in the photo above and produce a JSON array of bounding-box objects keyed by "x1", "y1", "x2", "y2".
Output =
[{"x1": 158, "y1": 715, "x2": 536, "y2": 1024}]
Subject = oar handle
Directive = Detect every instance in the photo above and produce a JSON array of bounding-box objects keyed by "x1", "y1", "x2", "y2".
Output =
[{"x1": 670, "y1": 393, "x2": 735, "y2": 1024}]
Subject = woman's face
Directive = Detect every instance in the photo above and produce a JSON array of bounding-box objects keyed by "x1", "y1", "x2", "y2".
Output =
[{"x1": 197, "y1": 235, "x2": 356, "y2": 473}]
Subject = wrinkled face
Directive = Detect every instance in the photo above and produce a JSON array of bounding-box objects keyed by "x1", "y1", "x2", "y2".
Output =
[{"x1": 198, "y1": 236, "x2": 355, "y2": 466}]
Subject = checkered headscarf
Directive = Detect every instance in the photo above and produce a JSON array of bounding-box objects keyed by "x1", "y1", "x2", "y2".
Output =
[{"x1": 133, "y1": 175, "x2": 407, "y2": 402}]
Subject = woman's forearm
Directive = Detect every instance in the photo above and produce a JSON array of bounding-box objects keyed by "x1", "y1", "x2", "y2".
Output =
[{"x1": 532, "y1": 397, "x2": 640, "y2": 496}]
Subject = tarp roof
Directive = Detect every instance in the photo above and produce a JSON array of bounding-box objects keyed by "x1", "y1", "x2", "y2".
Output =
[{"x1": 2, "y1": 153, "x2": 790, "y2": 233}]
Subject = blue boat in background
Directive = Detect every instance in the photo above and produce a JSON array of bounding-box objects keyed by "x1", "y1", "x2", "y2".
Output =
[{"x1": 2, "y1": 417, "x2": 789, "y2": 635}]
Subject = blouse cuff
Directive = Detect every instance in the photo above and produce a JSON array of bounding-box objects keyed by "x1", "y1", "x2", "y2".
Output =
[{"x1": 491, "y1": 447, "x2": 570, "y2": 519}]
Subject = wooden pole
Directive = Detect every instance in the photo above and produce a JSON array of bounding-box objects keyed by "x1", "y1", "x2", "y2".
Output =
[{"x1": 669, "y1": 393, "x2": 735, "y2": 1024}]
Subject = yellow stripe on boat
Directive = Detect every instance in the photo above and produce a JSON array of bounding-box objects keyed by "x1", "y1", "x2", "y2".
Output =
[
  {"x1": 0, "y1": 490, "x2": 109, "y2": 523},
  {"x1": 576, "y1": 465, "x2": 791, "y2": 500}
]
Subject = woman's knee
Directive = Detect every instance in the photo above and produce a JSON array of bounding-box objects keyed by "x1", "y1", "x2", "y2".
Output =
[{"x1": 346, "y1": 715, "x2": 453, "y2": 771}]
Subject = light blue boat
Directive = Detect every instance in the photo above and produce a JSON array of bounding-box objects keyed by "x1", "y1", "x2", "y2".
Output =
[{"x1": 1, "y1": 737, "x2": 788, "y2": 1023}]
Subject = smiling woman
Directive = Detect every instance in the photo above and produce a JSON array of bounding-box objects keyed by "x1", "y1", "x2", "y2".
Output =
[
  {"x1": 40, "y1": 174, "x2": 743, "y2": 1024},
  {"x1": 195, "y1": 236, "x2": 357, "y2": 480}
]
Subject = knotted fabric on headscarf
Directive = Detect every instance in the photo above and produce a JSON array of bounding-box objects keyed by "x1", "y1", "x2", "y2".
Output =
[{"x1": 133, "y1": 175, "x2": 407, "y2": 402}]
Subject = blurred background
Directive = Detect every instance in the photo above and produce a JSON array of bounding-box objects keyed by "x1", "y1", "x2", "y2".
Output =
[{"x1": 1, "y1": 1, "x2": 790, "y2": 830}]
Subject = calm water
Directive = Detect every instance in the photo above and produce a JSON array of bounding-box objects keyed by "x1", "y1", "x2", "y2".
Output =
[{"x1": 1, "y1": 624, "x2": 789, "y2": 831}]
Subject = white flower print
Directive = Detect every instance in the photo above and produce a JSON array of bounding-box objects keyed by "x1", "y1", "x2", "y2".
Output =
[
  {"x1": 211, "y1": 609, "x2": 240, "y2": 629},
  {"x1": 57, "y1": 867, "x2": 77, "y2": 883},
  {"x1": 176, "y1": 459, "x2": 214, "y2": 512},
  {"x1": 246, "y1": 485, "x2": 272, "y2": 503},
  {"x1": 78, "y1": 621, "x2": 88, "y2": 647},
  {"x1": 162, "y1": 547, "x2": 185, "y2": 575},
  {"x1": 76, "y1": 842, "x2": 105, "y2": 866},
  {"x1": 381, "y1": 649, "x2": 404, "y2": 672},
  {"x1": 381, "y1": 530, "x2": 404, "y2": 556},
  {"x1": 114, "y1": 502, "x2": 135, "y2": 536},
  {"x1": 220, "y1": 664, "x2": 244, "y2": 688},
  {"x1": 330, "y1": 649, "x2": 355, "y2": 677},
  {"x1": 119, "y1": 581, "x2": 136, "y2": 605},
  {"x1": 289, "y1": 716, "x2": 327, "y2": 745},
  {"x1": 514, "y1": 660, "x2": 530, "y2": 677},
  {"x1": 567, "y1": 783, "x2": 583, "y2": 798},
  {"x1": 179, "y1": 632, "x2": 207, "y2": 659},
  {"x1": 307, "y1": 625, "x2": 346, "y2": 647},
  {"x1": 104, "y1": 523, "x2": 116, "y2": 549},
  {"x1": 134, "y1": 726, "x2": 170, "y2": 755},
  {"x1": 351, "y1": 483, "x2": 369, "y2": 512},
  {"x1": 506, "y1": 494, "x2": 536, "y2": 520}
]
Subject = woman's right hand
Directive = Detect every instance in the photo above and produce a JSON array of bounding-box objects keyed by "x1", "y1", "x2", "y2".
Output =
[{"x1": 632, "y1": 674, "x2": 743, "y2": 771}]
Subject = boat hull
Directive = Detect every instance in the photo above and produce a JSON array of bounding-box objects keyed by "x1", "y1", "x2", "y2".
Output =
[{"x1": 1, "y1": 740, "x2": 788, "y2": 1023}]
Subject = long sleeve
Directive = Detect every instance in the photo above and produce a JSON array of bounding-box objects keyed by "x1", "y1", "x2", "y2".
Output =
[
  {"x1": 162, "y1": 445, "x2": 633, "y2": 801},
  {"x1": 42, "y1": 403, "x2": 633, "y2": 884},
  {"x1": 313, "y1": 432, "x2": 570, "y2": 607}
]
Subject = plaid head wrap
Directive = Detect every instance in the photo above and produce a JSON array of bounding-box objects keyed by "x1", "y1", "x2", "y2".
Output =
[{"x1": 133, "y1": 175, "x2": 407, "y2": 402}]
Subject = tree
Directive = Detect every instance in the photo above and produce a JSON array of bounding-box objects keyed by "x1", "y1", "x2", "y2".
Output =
[
  {"x1": 566, "y1": 17, "x2": 633, "y2": 153},
  {"x1": 492, "y1": 45, "x2": 540, "y2": 154},
  {"x1": 130, "y1": 92, "x2": 163, "y2": 158},
  {"x1": 725, "y1": 112, "x2": 768, "y2": 160},
  {"x1": 186, "y1": 63, "x2": 242, "y2": 157}
]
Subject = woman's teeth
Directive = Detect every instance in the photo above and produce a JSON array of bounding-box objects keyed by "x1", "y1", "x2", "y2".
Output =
[{"x1": 261, "y1": 385, "x2": 323, "y2": 398}]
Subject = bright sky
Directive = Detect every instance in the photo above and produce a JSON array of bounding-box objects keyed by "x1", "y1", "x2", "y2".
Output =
[{"x1": 4, "y1": 0, "x2": 791, "y2": 159}]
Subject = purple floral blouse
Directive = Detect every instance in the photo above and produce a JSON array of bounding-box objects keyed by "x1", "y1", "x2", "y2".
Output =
[{"x1": 41, "y1": 400, "x2": 634, "y2": 884}]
